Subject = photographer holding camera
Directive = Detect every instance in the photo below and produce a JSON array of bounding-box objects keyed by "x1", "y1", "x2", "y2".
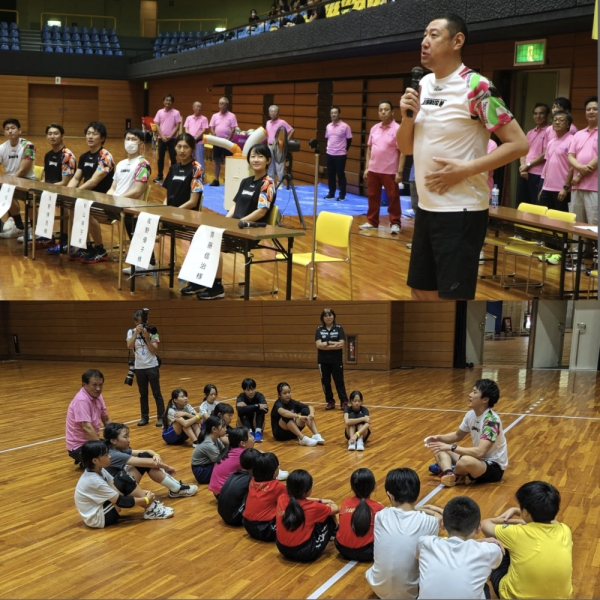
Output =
[{"x1": 126, "y1": 309, "x2": 165, "y2": 427}]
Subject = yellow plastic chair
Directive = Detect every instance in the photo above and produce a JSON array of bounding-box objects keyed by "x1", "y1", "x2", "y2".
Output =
[
  {"x1": 276, "y1": 211, "x2": 353, "y2": 300},
  {"x1": 34, "y1": 165, "x2": 44, "y2": 181}
]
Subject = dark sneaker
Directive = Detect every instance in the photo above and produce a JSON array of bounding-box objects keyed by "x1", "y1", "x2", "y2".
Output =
[
  {"x1": 81, "y1": 248, "x2": 109, "y2": 263},
  {"x1": 336, "y1": 196, "x2": 346, "y2": 201},
  {"x1": 209, "y1": 180, "x2": 220, "y2": 186},
  {"x1": 155, "y1": 417, "x2": 163, "y2": 427},
  {"x1": 153, "y1": 176, "x2": 164, "y2": 184},
  {"x1": 137, "y1": 418, "x2": 149, "y2": 427},
  {"x1": 340, "y1": 401, "x2": 348, "y2": 411},
  {"x1": 324, "y1": 194, "x2": 335, "y2": 200},
  {"x1": 429, "y1": 463, "x2": 442, "y2": 476},
  {"x1": 68, "y1": 248, "x2": 88, "y2": 261},
  {"x1": 197, "y1": 283, "x2": 225, "y2": 300},
  {"x1": 325, "y1": 402, "x2": 335, "y2": 411},
  {"x1": 180, "y1": 282, "x2": 204, "y2": 295}
]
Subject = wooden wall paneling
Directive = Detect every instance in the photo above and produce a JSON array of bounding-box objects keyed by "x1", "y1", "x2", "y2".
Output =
[
  {"x1": 389, "y1": 300, "x2": 404, "y2": 370},
  {"x1": 0, "y1": 301, "x2": 9, "y2": 359},
  {"x1": 63, "y1": 86, "x2": 99, "y2": 136},
  {"x1": 28, "y1": 84, "x2": 64, "y2": 136},
  {"x1": 295, "y1": 82, "x2": 318, "y2": 93},
  {"x1": 0, "y1": 75, "x2": 28, "y2": 134},
  {"x1": 367, "y1": 78, "x2": 406, "y2": 93},
  {"x1": 332, "y1": 80, "x2": 364, "y2": 93},
  {"x1": 332, "y1": 93, "x2": 364, "y2": 106}
]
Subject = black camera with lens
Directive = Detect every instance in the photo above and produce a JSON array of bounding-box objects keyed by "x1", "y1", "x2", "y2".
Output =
[
  {"x1": 124, "y1": 359, "x2": 136, "y2": 386},
  {"x1": 124, "y1": 308, "x2": 159, "y2": 386}
]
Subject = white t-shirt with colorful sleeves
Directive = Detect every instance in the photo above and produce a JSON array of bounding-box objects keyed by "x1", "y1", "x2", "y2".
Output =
[
  {"x1": 0, "y1": 138, "x2": 36, "y2": 179},
  {"x1": 459, "y1": 408, "x2": 508, "y2": 469},
  {"x1": 113, "y1": 156, "x2": 151, "y2": 197}
]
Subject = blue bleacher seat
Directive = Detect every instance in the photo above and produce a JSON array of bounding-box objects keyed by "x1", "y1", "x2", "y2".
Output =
[
  {"x1": 72, "y1": 33, "x2": 80, "y2": 41},
  {"x1": 83, "y1": 41, "x2": 91, "y2": 48},
  {"x1": 51, "y1": 25, "x2": 58, "y2": 33},
  {"x1": 74, "y1": 40, "x2": 82, "y2": 47},
  {"x1": 52, "y1": 39, "x2": 62, "y2": 46},
  {"x1": 105, "y1": 49, "x2": 113, "y2": 55},
  {"x1": 95, "y1": 49, "x2": 103, "y2": 55},
  {"x1": 62, "y1": 33, "x2": 71, "y2": 41},
  {"x1": 100, "y1": 34, "x2": 108, "y2": 42},
  {"x1": 111, "y1": 42, "x2": 120, "y2": 49},
  {"x1": 75, "y1": 48, "x2": 83, "y2": 54},
  {"x1": 89, "y1": 27, "x2": 97, "y2": 34},
  {"x1": 55, "y1": 46, "x2": 63, "y2": 53},
  {"x1": 0, "y1": 22, "x2": 7, "y2": 29},
  {"x1": 166, "y1": 31, "x2": 174, "y2": 37},
  {"x1": 11, "y1": 44, "x2": 19, "y2": 50},
  {"x1": 92, "y1": 41, "x2": 100, "y2": 48},
  {"x1": 43, "y1": 40, "x2": 51, "y2": 46},
  {"x1": 1, "y1": 44, "x2": 9, "y2": 50},
  {"x1": 85, "y1": 48, "x2": 93, "y2": 54},
  {"x1": 70, "y1": 25, "x2": 79, "y2": 34},
  {"x1": 161, "y1": 38, "x2": 170, "y2": 46},
  {"x1": 108, "y1": 28, "x2": 116, "y2": 36},
  {"x1": 157, "y1": 31, "x2": 164, "y2": 38},
  {"x1": 9, "y1": 22, "x2": 17, "y2": 30},
  {"x1": 81, "y1": 33, "x2": 90, "y2": 41},
  {"x1": 90, "y1": 34, "x2": 99, "y2": 42},
  {"x1": 44, "y1": 45, "x2": 53, "y2": 52},
  {"x1": 99, "y1": 28, "x2": 107, "y2": 35},
  {"x1": 109, "y1": 35, "x2": 118, "y2": 43},
  {"x1": 102, "y1": 42, "x2": 110, "y2": 49},
  {"x1": 52, "y1": 32, "x2": 60, "y2": 40},
  {"x1": 153, "y1": 43, "x2": 160, "y2": 50},
  {"x1": 60, "y1": 25, "x2": 68, "y2": 33},
  {"x1": 80, "y1": 26, "x2": 88, "y2": 34},
  {"x1": 10, "y1": 30, "x2": 18, "y2": 37},
  {"x1": 65, "y1": 47, "x2": 73, "y2": 53},
  {"x1": 0, "y1": 28, "x2": 8, "y2": 36},
  {"x1": 154, "y1": 52, "x2": 160, "y2": 58},
  {"x1": 64, "y1": 40, "x2": 72, "y2": 46},
  {"x1": 0, "y1": 36, "x2": 8, "y2": 43},
  {"x1": 42, "y1": 24, "x2": 49, "y2": 32},
  {"x1": 115, "y1": 49, "x2": 122, "y2": 56}
]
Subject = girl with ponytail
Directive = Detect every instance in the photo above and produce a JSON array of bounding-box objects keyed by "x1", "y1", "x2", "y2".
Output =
[
  {"x1": 208, "y1": 427, "x2": 255, "y2": 497},
  {"x1": 275, "y1": 469, "x2": 339, "y2": 562},
  {"x1": 191, "y1": 416, "x2": 226, "y2": 484},
  {"x1": 335, "y1": 468, "x2": 384, "y2": 562}
]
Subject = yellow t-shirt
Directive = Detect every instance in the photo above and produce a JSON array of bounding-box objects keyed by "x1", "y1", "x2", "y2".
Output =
[{"x1": 494, "y1": 522, "x2": 573, "y2": 599}]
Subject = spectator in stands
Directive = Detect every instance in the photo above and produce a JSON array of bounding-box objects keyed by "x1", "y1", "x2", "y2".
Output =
[
  {"x1": 0, "y1": 118, "x2": 35, "y2": 239},
  {"x1": 249, "y1": 9, "x2": 260, "y2": 23},
  {"x1": 325, "y1": 107, "x2": 352, "y2": 201},
  {"x1": 209, "y1": 97, "x2": 238, "y2": 186},
  {"x1": 308, "y1": 0, "x2": 326, "y2": 21},
  {"x1": 266, "y1": 105, "x2": 294, "y2": 181},
  {"x1": 184, "y1": 101, "x2": 209, "y2": 178},
  {"x1": 361, "y1": 100, "x2": 405, "y2": 234},
  {"x1": 153, "y1": 94, "x2": 182, "y2": 184},
  {"x1": 518, "y1": 103, "x2": 549, "y2": 205},
  {"x1": 43, "y1": 123, "x2": 76, "y2": 186},
  {"x1": 67, "y1": 121, "x2": 115, "y2": 264},
  {"x1": 547, "y1": 97, "x2": 578, "y2": 144},
  {"x1": 278, "y1": 0, "x2": 290, "y2": 12},
  {"x1": 290, "y1": 0, "x2": 306, "y2": 8}
]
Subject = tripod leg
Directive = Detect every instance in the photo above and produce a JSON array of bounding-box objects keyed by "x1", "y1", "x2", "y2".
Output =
[{"x1": 289, "y1": 177, "x2": 306, "y2": 230}]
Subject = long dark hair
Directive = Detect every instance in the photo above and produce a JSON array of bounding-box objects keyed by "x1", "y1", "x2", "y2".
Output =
[
  {"x1": 204, "y1": 384, "x2": 218, "y2": 398},
  {"x1": 163, "y1": 388, "x2": 189, "y2": 431},
  {"x1": 217, "y1": 427, "x2": 249, "y2": 464},
  {"x1": 196, "y1": 416, "x2": 225, "y2": 445},
  {"x1": 81, "y1": 440, "x2": 109, "y2": 470},
  {"x1": 103, "y1": 422, "x2": 129, "y2": 447},
  {"x1": 253, "y1": 452, "x2": 280, "y2": 482},
  {"x1": 350, "y1": 468, "x2": 376, "y2": 537},
  {"x1": 282, "y1": 469, "x2": 313, "y2": 532}
]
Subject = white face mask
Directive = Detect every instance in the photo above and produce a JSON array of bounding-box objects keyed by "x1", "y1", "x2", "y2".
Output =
[{"x1": 124, "y1": 140, "x2": 140, "y2": 154}]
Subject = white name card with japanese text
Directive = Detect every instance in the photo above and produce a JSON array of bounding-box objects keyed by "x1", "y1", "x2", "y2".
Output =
[
  {"x1": 71, "y1": 199, "x2": 95, "y2": 249},
  {"x1": 0, "y1": 184, "x2": 16, "y2": 220},
  {"x1": 125, "y1": 212, "x2": 161, "y2": 270},
  {"x1": 35, "y1": 191, "x2": 58, "y2": 239},
  {"x1": 179, "y1": 225, "x2": 225, "y2": 288}
]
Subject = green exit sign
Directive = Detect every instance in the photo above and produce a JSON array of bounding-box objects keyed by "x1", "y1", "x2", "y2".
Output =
[{"x1": 514, "y1": 39, "x2": 546, "y2": 66}]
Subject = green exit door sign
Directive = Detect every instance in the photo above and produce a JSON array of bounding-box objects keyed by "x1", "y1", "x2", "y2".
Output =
[{"x1": 514, "y1": 39, "x2": 546, "y2": 66}]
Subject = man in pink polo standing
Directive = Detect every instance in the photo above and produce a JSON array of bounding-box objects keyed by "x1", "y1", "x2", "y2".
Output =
[
  {"x1": 325, "y1": 106, "x2": 352, "y2": 200},
  {"x1": 360, "y1": 100, "x2": 405, "y2": 234},
  {"x1": 517, "y1": 102, "x2": 549, "y2": 205},
  {"x1": 266, "y1": 104, "x2": 294, "y2": 181},
  {"x1": 209, "y1": 97, "x2": 238, "y2": 186},
  {"x1": 184, "y1": 101, "x2": 209, "y2": 178},
  {"x1": 153, "y1": 94, "x2": 182, "y2": 183},
  {"x1": 546, "y1": 97, "x2": 578, "y2": 145},
  {"x1": 65, "y1": 369, "x2": 112, "y2": 466}
]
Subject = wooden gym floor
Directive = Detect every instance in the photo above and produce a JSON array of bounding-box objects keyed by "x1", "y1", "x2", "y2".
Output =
[
  {"x1": 0, "y1": 136, "x2": 590, "y2": 302},
  {"x1": 1, "y1": 360, "x2": 599, "y2": 599}
]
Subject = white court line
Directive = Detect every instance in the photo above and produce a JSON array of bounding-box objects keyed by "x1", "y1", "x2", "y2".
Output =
[{"x1": 305, "y1": 408, "x2": 530, "y2": 599}]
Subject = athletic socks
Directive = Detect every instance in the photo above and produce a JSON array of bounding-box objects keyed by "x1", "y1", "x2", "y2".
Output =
[
  {"x1": 12, "y1": 214, "x2": 24, "y2": 230},
  {"x1": 161, "y1": 473, "x2": 182, "y2": 493},
  {"x1": 255, "y1": 428, "x2": 262, "y2": 433}
]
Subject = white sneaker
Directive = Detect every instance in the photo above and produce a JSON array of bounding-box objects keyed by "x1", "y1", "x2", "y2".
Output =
[
  {"x1": 277, "y1": 469, "x2": 289, "y2": 481},
  {"x1": 144, "y1": 501, "x2": 174, "y2": 519},
  {"x1": 311, "y1": 433, "x2": 325, "y2": 445},
  {"x1": 390, "y1": 224, "x2": 401, "y2": 234},
  {"x1": 359, "y1": 222, "x2": 377, "y2": 230},
  {"x1": 479, "y1": 250, "x2": 485, "y2": 265},
  {"x1": 0, "y1": 222, "x2": 22, "y2": 239},
  {"x1": 299, "y1": 435, "x2": 318, "y2": 447},
  {"x1": 348, "y1": 439, "x2": 356, "y2": 451},
  {"x1": 168, "y1": 482, "x2": 198, "y2": 497},
  {"x1": 17, "y1": 228, "x2": 33, "y2": 243},
  {"x1": 356, "y1": 438, "x2": 365, "y2": 451}
]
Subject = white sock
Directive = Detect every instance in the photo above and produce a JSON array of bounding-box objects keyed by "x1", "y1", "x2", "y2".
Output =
[
  {"x1": 255, "y1": 428, "x2": 262, "y2": 433},
  {"x1": 161, "y1": 473, "x2": 181, "y2": 493},
  {"x1": 147, "y1": 501, "x2": 156, "y2": 511}
]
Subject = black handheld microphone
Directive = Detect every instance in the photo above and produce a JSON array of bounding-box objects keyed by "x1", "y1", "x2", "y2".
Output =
[
  {"x1": 407, "y1": 66, "x2": 424, "y2": 118},
  {"x1": 238, "y1": 220, "x2": 267, "y2": 229}
]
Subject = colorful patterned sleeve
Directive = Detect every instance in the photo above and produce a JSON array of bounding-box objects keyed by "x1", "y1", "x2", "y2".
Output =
[
  {"x1": 480, "y1": 413, "x2": 500, "y2": 442},
  {"x1": 460, "y1": 68, "x2": 514, "y2": 133},
  {"x1": 21, "y1": 141, "x2": 35, "y2": 160},
  {"x1": 191, "y1": 163, "x2": 203, "y2": 193},
  {"x1": 134, "y1": 159, "x2": 151, "y2": 183},
  {"x1": 97, "y1": 149, "x2": 115, "y2": 173},
  {"x1": 150, "y1": 332, "x2": 160, "y2": 344},
  {"x1": 258, "y1": 177, "x2": 275, "y2": 209},
  {"x1": 62, "y1": 149, "x2": 76, "y2": 176}
]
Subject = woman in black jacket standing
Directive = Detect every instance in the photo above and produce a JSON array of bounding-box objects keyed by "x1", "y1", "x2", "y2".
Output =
[{"x1": 315, "y1": 308, "x2": 349, "y2": 411}]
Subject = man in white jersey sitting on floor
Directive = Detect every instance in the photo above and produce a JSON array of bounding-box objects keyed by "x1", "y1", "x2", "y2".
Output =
[
  {"x1": 105, "y1": 129, "x2": 154, "y2": 276},
  {"x1": 424, "y1": 378, "x2": 508, "y2": 487},
  {"x1": 397, "y1": 13, "x2": 529, "y2": 301}
]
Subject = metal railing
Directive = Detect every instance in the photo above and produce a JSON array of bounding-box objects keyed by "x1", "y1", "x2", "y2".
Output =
[
  {"x1": 0, "y1": 9, "x2": 19, "y2": 24},
  {"x1": 40, "y1": 12, "x2": 117, "y2": 32},
  {"x1": 142, "y1": 18, "x2": 227, "y2": 37}
]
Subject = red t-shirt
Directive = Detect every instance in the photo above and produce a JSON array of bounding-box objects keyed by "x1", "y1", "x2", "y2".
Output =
[
  {"x1": 244, "y1": 478, "x2": 287, "y2": 522},
  {"x1": 336, "y1": 497, "x2": 385, "y2": 548},
  {"x1": 275, "y1": 495, "x2": 332, "y2": 547}
]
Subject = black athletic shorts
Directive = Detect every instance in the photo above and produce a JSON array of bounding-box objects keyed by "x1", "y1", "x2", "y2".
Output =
[
  {"x1": 272, "y1": 423, "x2": 304, "y2": 441},
  {"x1": 334, "y1": 538, "x2": 374, "y2": 562},
  {"x1": 466, "y1": 460, "x2": 504, "y2": 484},
  {"x1": 344, "y1": 428, "x2": 371, "y2": 442},
  {"x1": 102, "y1": 500, "x2": 121, "y2": 527},
  {"x1": 243, "y1": 517, "x2": 277, "y2": 542},
  {"x1": 407, "y1": 208, "x2": 489, "y2": 300},
  {"x1": 213, "y1": 145, "x2": 232, "y2": 160},
  {"x1": 113, "y1": 469, "x2": 138, "y2": 495}
]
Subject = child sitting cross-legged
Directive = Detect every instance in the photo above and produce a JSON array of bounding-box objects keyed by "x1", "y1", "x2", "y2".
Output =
[
  {"x1": 344, "y1": 390, "x2": 371, "y2": 452},
  {"x1": 243, "y1": 452, "x2": 288, "y2": 542},
  {"x1": 217, "y1": 448, "x2": 261, "y2": 527},
  {"x1": 191, "y1": 416, "x2": 227, "y2": 484},
  {"x1": 104, "y1": 422, "x2": 197, "y2": 498},
  {"x1": 335, "y1": 468, "x2": 384, "y2": 562},
  {"x1": 481, "y1": 480, "x2": 573, "y2": 600},
  {"x1": 74, "y1": 440, "x2": 173, "y2": 528},
  {"x1": 162, "y1": 388, "x2": 201, "y2": 445},
  {"x1": 199, "y1": 384, "x2": 218, "y2": 421},
  {"x1": 416, "y1": 496, "x2": 504, "y2": 599}
]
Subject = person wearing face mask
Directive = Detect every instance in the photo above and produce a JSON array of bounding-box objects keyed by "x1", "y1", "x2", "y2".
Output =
[
  {"x1": 249, "y1": 8, "x2": 260, "y2": 22},
  {"x1": 195, "y1": 143, "x2": 276, "y2": 300}
]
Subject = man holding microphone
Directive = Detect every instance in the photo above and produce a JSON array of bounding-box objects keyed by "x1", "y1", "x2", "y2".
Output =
[{"x1": 397, "y1": 13, "x2": 528, "y2": 301}]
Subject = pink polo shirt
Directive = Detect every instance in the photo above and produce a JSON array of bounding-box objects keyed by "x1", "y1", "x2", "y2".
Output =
[
  {"x1": 326, "y1": 120, "x2": 352, "y2": 156},
  {"x1": 487, "y1": 139, "x2": 498, "y2": 193},
  {"x1": 184, "y1": 114, "x2": 209, "y2": 144},
  {"x1": 154, "y1": 108, "x2": 182, "y2": 138},
  {"x1": 208, "y1": 447, "x2": 244, "y2": 494},
  {"x1": 367, "y1": 120, "x2": 401, "y2": 175},
  {"x1": 266, "y1": 118, "x2": 293, "y2": 144},
  {"x1": 209, "y1": 111, "x2": 238, "y2": 139},
  {"x1": 65, "y1": 388, "x2": 108, "y2": 451},
  {"x1": 546, "y1": 123, "x2": 577, "y2": 145},
  {"x1": 541, "y1": 132, "x2": 574, "y2": 192},
  {"x1": 569, "y1": 127, "x2": 598, "y2": 191},
  {"x1": 524, "y1": 126, "x2": 547, "y2": 175}
]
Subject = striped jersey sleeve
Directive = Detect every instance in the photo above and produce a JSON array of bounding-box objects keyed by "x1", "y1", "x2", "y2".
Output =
[
  {"x1": 258, "y1": 176, "x2": 275, "y2": 209},
  {"x1": 62, "y1": 148, "x2": 76, "y2": 176},
  {"x1": 97, "y1": 149, "x2": 115, "y2": 173},
  {"x1": 134, "y1": 158, "x2": 152, "y2": 183}
]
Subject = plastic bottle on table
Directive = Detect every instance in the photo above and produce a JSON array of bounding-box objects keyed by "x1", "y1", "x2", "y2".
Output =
[{"x1": 491, "y1": 184, "x2": 499, "y2": 207}]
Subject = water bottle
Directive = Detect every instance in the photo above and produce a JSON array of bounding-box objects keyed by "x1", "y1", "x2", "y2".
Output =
[{"x1": 491, "y1": 184, "x2": 499, "y2": 207}]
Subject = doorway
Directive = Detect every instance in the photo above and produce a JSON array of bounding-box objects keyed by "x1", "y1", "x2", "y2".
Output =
[
  {"x1": 28, "y1": 85, "x2": 99, "y2": 136},
  {"x1": 140, "y1": 1, "x2": 157, "y2": 38}
]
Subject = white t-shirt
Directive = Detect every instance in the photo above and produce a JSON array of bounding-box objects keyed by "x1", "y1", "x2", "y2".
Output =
[
  {"x1": 199, "y1": 400, "x2": 216, "y2": 417},
  {"x1": 112, "y1": 156, "x2": 151, "y2": 197},
  {"x1": 166, "y1": 402, "x2": 197, "y2": 426},
  {"x1": 0, "y1": 138, "x2": 36, "y2": 179},
  {"x1": 459, "y1": 408, "x2": 508, "y2": 469},
  {"x1": 74, "y1": 469, "x2": 117, "y2": 529},
  {"x1": 416, "y1": 536, "x2": 503, "y2": 599},
  {"x1": 366, "y1": 507, "x2": 439, "y2": 599},
  {"x1": 126, "y1": 328, "x2": 160, "y2": 369},
  {"x1": 413, "y1": 64, "x2": 513, "y2": 212}
]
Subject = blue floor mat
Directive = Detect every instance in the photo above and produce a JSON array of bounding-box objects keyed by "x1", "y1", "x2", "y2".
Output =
[{"x1": 201, "y1": 182, "x2": 412, "y2": 218}]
